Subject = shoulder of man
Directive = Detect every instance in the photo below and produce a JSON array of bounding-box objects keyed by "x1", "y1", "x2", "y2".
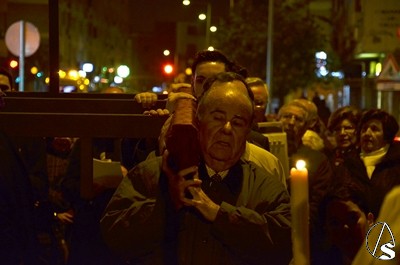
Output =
[
  {"x1": 238, "y1": 159, "x2": 290, "y2": 208},
  {"x1": 124, "y1": 156, "x2": 162, "y2": 197},
  {"x1": 243, "y1": 142, "x2": 280, "y2": 170},
  {"x1": 240, "y1": 158, "x2": 285, "y2": 189}
]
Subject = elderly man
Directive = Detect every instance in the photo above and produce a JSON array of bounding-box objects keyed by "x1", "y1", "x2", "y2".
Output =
[
  {"x1": 277, "y1": 100, "x2": 333, "y2": 263},
  {"x1": 101, "y1": 72, "x2": 292, "y2": 265}
]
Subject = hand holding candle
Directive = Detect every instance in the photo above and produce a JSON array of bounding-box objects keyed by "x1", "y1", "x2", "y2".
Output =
[{"x1": 290, "y1": 160, "x2": 310, "y2": 265}]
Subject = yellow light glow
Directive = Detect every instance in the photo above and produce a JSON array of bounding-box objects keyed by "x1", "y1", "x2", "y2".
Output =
[
  {"x1": 68, "y1": 70, "x2": 79, "y2": 80},
  {"x1": 30, "y1": 66, "x2": 38, "y2": 75},
  {"x1": 198, "y1": 13, "x2": 206, "y2": 20},
  {"x1": 10, "y1": 60, "x2": 18, "y2": 68},
  {"x1": 296, "y1": 160, "x2": 306, "y2": 170},
  {"x1": 185, "y1": 67, "x2": 192, "y2": 75},
  {"x1": 375, "y1": 63, "x2": 382, "y2": 76},
  {"x1": 84, "y1": 78, "x2": 90, "y2": 85},
  {"x1": 58, "y1": 70, "x2": 66, "y2": 79},
  {"x1": 45, "y1": 77, "x2": 49, "y2": 84}
]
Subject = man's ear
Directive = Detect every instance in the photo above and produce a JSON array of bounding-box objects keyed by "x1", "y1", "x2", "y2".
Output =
[{"x1": 367, "y1": 212, "x2": 375, "y2": 227}]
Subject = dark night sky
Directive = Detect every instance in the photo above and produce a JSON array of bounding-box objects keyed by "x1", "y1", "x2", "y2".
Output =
[{"x1": 130, "y1": 0, "x2": 231, "y2": 33}]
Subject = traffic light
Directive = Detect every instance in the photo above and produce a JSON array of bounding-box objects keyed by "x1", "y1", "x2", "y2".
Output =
[{"x1": 163, "y1": 63, "x2": 174, "y2": 75}]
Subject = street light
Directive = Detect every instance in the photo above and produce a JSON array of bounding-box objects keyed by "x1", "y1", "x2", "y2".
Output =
[{"x1": 182, "y1": 1, "x2": 212, "y2": 48}]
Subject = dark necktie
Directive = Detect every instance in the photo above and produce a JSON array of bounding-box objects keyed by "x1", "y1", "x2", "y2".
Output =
[{"x1": 210, "y1": 174, "x2": 222, "y2": 188}]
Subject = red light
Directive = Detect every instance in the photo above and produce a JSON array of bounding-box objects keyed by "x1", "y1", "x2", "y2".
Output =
[
  {"x1": 10, "y1": 60, "x2": 18, "y2": 68},
  {"x1": 163, "y1": 64, "x2": 174, "y2": 75}
]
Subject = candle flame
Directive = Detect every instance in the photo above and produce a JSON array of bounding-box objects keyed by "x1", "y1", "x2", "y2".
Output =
[{"x1": 296, "y1": 160, "x2": 306, "y2": 170}]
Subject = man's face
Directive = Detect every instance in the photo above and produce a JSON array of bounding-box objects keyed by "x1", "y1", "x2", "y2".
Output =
[
  {"x1": 279, "y1": 105, "x2": 307, "y2": 140},
  {"x1": 198, "y1": 81, "x2": 252, "y2": 170},
  {"x1": 250, "y1": 84, "x2": 268, "y2": 123},
  {"x1": 192, "y1": 62, "x2": 225, "y2": 98}
]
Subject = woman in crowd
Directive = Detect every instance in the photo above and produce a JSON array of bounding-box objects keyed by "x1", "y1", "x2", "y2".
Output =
[
  {"x1": 327, "y1": 106, "x2": 362, "y2": 168},
  {"x1": 334, "y1": 109, "x2": 400, "y2": 217}
]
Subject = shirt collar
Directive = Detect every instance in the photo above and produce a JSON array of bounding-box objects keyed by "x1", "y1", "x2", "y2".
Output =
[{"x1": 205, "y1": 164, "x2": 229, "y2": 180}]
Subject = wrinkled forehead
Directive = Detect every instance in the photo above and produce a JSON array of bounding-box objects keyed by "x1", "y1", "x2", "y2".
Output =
[{"x1": 279, "y1": 105, "x2": 307, "y2": 119}]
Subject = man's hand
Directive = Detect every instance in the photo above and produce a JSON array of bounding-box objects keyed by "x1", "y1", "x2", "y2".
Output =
[
  {"x1": 161, "y1": 150, "x2": 220, "y2": 221},
  {"x1": 166, "y1": 83, "x2": 195, "y2": 113},
  {"x1": 134, "y1": 92, "x2": 158, "y2": 109},
  {"x1": 184, "y1": 184, "x2": 221, "y2": 222},
  {"x1": 143, "y1": 108, "x2": 170, "y2": 116},
  {"x1": 55, "y1": 211, "x2": 74, "y2": 224},
  {"x1": 162, "y1": 150, "x2": 201, "y2": 210}
]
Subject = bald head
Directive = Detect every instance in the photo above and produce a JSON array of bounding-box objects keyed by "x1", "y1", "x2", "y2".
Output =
[{"x1": 196, "y1": 72, "x2": 254, "y2": 171}]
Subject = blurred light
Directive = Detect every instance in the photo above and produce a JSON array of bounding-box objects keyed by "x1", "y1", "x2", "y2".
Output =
[
  {"x1": 198, "y1": 13, "x2": 206, "y2": 20},
  {"x1": 78, "y1": 70, "x2": 87, "y2": 78},
  {"x1": 108, "y1": 68, "x2": 115, "y2": 73},
  {"x1": 163, "y1": 50, "x2": 170, "y2": 56},
  {"x1": 102, "y1": 66, "x2": 108, "y2": 73},
  {"x1": 207, "y1": 46, "x2": 214, "y2": 51},
  {"x1": 93, "y1": 76, "x2": 100, "y2": 83},
  {"x1": 331, "y1": 71, "x2": 344, "y2": 79},
  {"x1": 68, "y1": 70, "x2": 79, "y2": 80},
  {"x1": 163, "y1": 64, "x2": 174, "y2": 75},
  {"x1": 152, "y1": 86, "x2": 162, "y2": 93},
  {"x1": 15, "y1": 76, "x2": 21, "y2": 83},
  {"x1": 394, "y1": 136, "x2": 400, "y2": 142},
  {"x1": 114, "y1": 76, "x2": 123, "y2": 84},
  {"x1": 210, "y1": 26, "x2": 217, "y2": 32},
  {"x1": 84, "y1": 78, "x2": 90, "y2": 85},
  {"x1": 79, "y1": 84, "x2": 85, "y2": 91},
  {"x1": 58, "y1": 70, "x2": 66, "y2": 79},
  {"x1": 30, "y1": 66, "x2": 38, "y2": 75},
  {"x1": 117, "y1": 65, "x2": 130, "y2": 78},
  {"x1": 375, "y1": 62, "x2": 382, "y2": 76},
  {"x1": 36, "y1": 72, "x2": 43, "y2": 78},
  {"x1": 182, "y1": 0, "x2": 190, "y2": 5},
  {"x1": 82, "y1": 63, "x2": 94, "y2": 73},
  {"x1": 10, "y1": 60, "x2": 18, "y2": 68},
  {"x1": 315, "y1": 51, "x2": 327, "y2": 60},
  {"x1": 162, "y1": 90, "x2": 169, "y2": 94},
  {"x1": 63, "y1": 86, "x2": 75, "y2": 93},
  {"x1": 185, "y1": 67, "x2": 192, "y2": 75},
  {"x1": 45, "y1": 77, "x2": 49, "y2": 84},
  {"x1": 100, "y1": 78, "x2": 109, "y2": 83},
  {"x1": 319, "y1": 66, "x2": 329, "y2": 77},
  {"x1": 355, "y1": 53, "x2": 382, "y2": 59}
]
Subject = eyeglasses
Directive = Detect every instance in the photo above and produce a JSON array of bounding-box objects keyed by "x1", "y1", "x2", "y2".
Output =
[
  {"x1": 280, "y1": 113, "x2": 305, "y2": 124},
  {"x1": 333, "y1": 126, "x2": 356, "y2": 134}
]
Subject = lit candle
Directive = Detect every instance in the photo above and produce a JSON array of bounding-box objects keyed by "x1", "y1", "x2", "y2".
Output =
[{"x1": 290, "y1": 160, "x2": 310, "y2": 265}]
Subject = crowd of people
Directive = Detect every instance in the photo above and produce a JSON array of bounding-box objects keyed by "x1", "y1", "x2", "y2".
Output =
[{"x1": 1, "y1": 49, "x2": 400, "y2": 265}]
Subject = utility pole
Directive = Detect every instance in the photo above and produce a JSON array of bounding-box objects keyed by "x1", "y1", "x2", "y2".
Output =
[{"x1": 266, "y1": 0, "x2": 274, "y2": 112}]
